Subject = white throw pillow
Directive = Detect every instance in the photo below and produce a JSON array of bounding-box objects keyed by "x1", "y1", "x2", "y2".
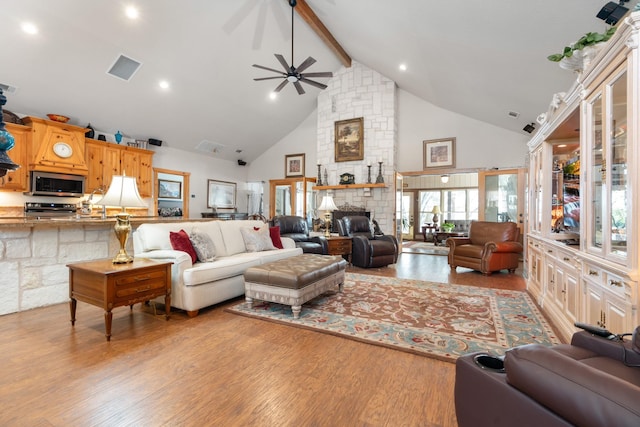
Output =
[
  {"x1": 189, "y1": 228, "x2": 217, "y2": 262},
  {"x1": 240, "y1": 226, "x2": 277, "y2": 252}
]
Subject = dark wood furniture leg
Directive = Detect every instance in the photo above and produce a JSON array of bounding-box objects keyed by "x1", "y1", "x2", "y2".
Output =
[{"x1": 70, "y1": 298, "x2": 77, "y2": 326}]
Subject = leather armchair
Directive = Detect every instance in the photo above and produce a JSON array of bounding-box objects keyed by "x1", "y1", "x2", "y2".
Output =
[
  {"x1": 271, "y1": 215, "x2": 328, "y2": 254},
  {"x1": 455, "y1": 330, "x2": 640, "y2": 427},
  {"x1": 336, "y1": 216, "x2": 398, "y2": 268},
  {"x1": 446, "y1": 220, "x2": 522, "y2": 275}
]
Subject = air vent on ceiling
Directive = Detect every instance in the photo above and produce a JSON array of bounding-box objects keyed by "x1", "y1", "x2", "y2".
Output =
[
  {"x1": 196, "y1": 140, "x2": 226, "y2": 154},
  {"x1": 508, "y1": 111, "x2": 520, "y2": 118},
  {"x1": 107, "y1": 54, "x2": 142, "y2": 81},
  {"x1": 0, "y1": 83, "x2": 18, "y2": 94}
]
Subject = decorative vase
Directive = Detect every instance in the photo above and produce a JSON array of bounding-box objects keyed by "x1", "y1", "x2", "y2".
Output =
[
  {"x1": 115, "y1": 130, "x2": 123, "y2": 144},
  {"x1": 85, "y1": 123, "x2": 95, "y2": 139}
]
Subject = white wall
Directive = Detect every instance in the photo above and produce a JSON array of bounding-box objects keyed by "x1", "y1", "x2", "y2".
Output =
[{"x1": 397, "y1": 90, "x2": 529, "y2": 171}]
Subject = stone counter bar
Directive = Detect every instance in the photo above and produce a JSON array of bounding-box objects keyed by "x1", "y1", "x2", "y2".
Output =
[{"x1": 0, "y1": 217, "x2": 211, "y2": 315}]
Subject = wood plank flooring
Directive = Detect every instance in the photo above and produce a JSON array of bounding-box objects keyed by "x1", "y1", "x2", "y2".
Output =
[{"x1": 0, "y1": 249, "x2": 526, "y2": 427}]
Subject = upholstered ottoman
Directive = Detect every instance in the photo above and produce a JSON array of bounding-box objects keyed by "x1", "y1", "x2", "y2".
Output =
[{"x1": 244, "y1": 254, "x2": 347, "y2": 318}]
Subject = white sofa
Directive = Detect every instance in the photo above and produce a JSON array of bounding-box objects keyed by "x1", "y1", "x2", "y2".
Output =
[{"x1": 132, "y1": 220, "x2": 303, "y2": 317}]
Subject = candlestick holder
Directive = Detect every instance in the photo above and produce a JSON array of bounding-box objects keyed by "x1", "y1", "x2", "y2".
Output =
[
  {"x1": 323, "y1": 168, "x2": 328, "y2": 186},
  {"x1": 367, "y1": 165, "x2": 372, "y2": 184},
  {"x1": 375, "y1": 162, "x2": 384, "y2": 184},
  {"x1": 317, "y1": 164, "x2": 323, "y2": 186}
]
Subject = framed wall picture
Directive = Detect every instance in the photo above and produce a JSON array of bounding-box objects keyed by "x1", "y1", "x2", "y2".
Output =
[
  {"x1": 423, "y1": 137, "x2": 456, "y2": 169},
  {"x1": 335, "y1": 117, "x2": 364, "y2": 162},
  {"x1": 285, "y1": 153, "x2": 305, "y2": 178},
  {"x1": 158, "y1": 179, "x2": 182, "y2": 199},
  {"x1": 207, "y1": 179, "x2": 236, "y2": 208}
]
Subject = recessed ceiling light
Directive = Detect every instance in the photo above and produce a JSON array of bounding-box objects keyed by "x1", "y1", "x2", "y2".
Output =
[
  {"x1": 399, "y1": 63, "x2": 407, "y2": 71},
  {"x1": 159, "y1": 80, "x2": 170, "y2": 90},
  {"x1": 21, "y1": 22, "x2": 38, "y2": 35},
  {"x1": 558, "y1": 144, "x2": 567, "y2": 148},
  {"x1": 125, "y1": 6, "x2": 139, "y2": 19},
  {"x1": 269, "y1": 92, "x2": 277, "y2": 100}
]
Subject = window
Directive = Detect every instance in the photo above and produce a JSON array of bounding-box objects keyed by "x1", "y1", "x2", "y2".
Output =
[{"x1": 419, "y1": 189, "x2": 478, "y2": 223}]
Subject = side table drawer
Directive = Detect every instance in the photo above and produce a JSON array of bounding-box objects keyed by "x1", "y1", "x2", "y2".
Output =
[
  {"x1": 329, "y1": 241, "x2": 351, "y2": 254},
  {"x1": 114, "y1": 270, "x2": 168, "y2": 304}
]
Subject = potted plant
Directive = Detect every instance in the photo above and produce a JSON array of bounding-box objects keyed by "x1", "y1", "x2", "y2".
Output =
[
  {"x1": 441, "y1": 222, "x2": 455, "y2": 233},
  {"x1": 547, "y1": 27, "x2": 616, "y2": 71}
]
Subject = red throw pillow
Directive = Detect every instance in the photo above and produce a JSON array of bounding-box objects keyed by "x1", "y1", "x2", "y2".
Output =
[
  {"x1": 269, "y1": 226, "x2": 284, "y2": 249},
  {"x1": 170, "y1": 229, "x2": 198, "y2": 263}
]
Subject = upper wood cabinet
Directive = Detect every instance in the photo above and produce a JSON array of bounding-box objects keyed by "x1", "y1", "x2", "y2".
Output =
[
  {"x1": 0, "y1": 123, "x2": 30, "y2": 191},
  {"x1": 22, "y1": 116, "x2": 89, "y2": 176},
  {"x1": 85, "y1": 139, "x2": 154, "y2": 197}
]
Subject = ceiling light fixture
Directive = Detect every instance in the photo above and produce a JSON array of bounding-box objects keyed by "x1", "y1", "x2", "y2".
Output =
[
  {"x1": 125, "y1": 6, "x2": 139, "y2": 20},
  {"x1": 399, "y1": 63, "x2": 407, "y2": 71},
  {"x1": 597, "y1": 1, "x2": 629, "y2": 25},
  {"x1": 440, "y1": 175, "x2": 449, "y2": 184},
  {"x1": 158, "y1": 80, "x2": 170, "y2": 90},
  {"x1": 21, "y1": 22, "x2": 38, "y2": 35}
]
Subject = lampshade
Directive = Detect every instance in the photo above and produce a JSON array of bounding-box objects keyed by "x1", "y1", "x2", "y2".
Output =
[
  {"x1": 431, "y1": 206, "x2": 441, "y2": 214},
  {"x1": 93, "y1": 174, "x2": 147, "y2": 208},
  {"x1": 318, "y1": 195, "x2": 338, "y2": 211},
  {"x1": 440, "y1": 175, "x2": 449, "y2": 183}
]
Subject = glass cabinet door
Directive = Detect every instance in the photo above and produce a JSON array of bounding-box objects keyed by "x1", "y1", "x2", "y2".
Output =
[
  {"x1": 585, "y1": 64, "x2": 628, "y2": 264},
  {"x1": 608, "y1": 69, "x2": 627, "y2": 259}
]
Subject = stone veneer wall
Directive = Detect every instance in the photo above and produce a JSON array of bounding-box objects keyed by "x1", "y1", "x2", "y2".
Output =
[
  {"x1": 316, "y1": 61, "x2": 397, "y2": 233},
  {"x1": 0, "y1": 224, "x2": 127, "y2": 315}
]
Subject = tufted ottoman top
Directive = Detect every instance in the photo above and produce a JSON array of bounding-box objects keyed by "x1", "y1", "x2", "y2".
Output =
[{"x1": 244, "y1": 254, "x2": 347, "y2": 289}]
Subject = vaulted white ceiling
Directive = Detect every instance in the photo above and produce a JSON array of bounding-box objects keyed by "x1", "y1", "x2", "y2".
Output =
[{"x1": 0, "y1": 0, "x2": 618, "y2": 162}]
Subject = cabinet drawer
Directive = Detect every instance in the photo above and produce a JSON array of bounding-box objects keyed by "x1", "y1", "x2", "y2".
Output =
[
  {"x1": 604, "y1": 271, "x2": 627, "y2": 297},
  {"x1": 583, "y1": 263, "x2": 603, "y2": 282},
  {"x1": 115, "y1": 269, "x2": 166, "y2": 286},
  {"x1": 114, "y1": 278, "x2": 166, "y2": 302}
]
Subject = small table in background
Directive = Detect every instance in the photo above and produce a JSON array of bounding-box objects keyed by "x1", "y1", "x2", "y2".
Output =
[
  {"x1": 421, "y1": 224, "x2": 437, "y2": 242},
  {"x1": 434, "y1": 231, "x2": 466, "y2": 246},
  {"x1": 326, "y1": 236, "x2": 352, "y2": 264}
]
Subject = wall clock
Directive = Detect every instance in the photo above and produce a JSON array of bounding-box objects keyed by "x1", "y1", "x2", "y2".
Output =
[
  {"x1": 53, "y1": 142, "x2": 73, "y2": 158},
  {"x1": 340, "y1": 173, "x2": 355, "y2": 185}
]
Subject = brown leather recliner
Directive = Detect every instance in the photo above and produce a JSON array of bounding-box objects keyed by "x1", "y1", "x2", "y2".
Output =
[
  {"x1": 455, "y1": 329, "x2": 640, "y2": 427},
  {"x1": 446, "y1": 220, "x2": 522, "y2": 275},
  {"x1": 336, "y1": 216, "x2": 398, "y2": 268}
]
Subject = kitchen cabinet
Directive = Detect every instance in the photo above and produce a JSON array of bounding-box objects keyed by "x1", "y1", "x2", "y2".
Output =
[
  {"x1": 23, "y1": 116, "x2": 89, "y2": 176},
  {"x1": 85, "y1": 139, "x2": 154, "y2": 197},
  {"x1": 0, "y1": 122, "x2": 30, "y2": 191}
]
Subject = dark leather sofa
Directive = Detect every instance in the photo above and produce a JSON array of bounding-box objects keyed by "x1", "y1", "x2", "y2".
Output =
[
  {"x1": 271, "y1": 215, "x2": 328, "y2": 254},
  {"x1": 455, "y1": 330, "x2": 640, "y2": 427},
  {"x1": 336, "y1": 215, "x2": 398, "y2": 268},
  {"x1": 446, "y1": 220, "x2": 522, "y2": 275}
]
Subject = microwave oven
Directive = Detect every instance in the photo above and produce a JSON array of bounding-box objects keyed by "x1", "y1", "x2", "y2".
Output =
[{"x1": 28, "y1": 171, "x2": 85, "y2": 197}]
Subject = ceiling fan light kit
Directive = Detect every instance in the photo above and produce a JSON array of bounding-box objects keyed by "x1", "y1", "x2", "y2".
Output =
[{"x1": 252, "y1": 0, "x2": 332, "y2": 95}]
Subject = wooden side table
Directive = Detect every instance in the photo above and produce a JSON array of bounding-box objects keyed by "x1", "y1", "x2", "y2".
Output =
[
  {"x1": 421, "y1": 224, "x2": 437, "y2": 242},
  {"x1": 326, "y1": 236, "x2": 352, "y2": 264},
  {"x1": 67, "y1": 258, "x2": 172, "y2": 341}
]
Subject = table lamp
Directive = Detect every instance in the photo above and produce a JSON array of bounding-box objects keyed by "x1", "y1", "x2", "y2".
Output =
[
  {"x1": 318, "y1": 195, "x2": 338, "y2": 237},
  {"x1": 93, "y1": 173, "x2": 147, "y2": 263},
  {"x1": 431, "y1": 205, "x2": 441, "y2": 227}
]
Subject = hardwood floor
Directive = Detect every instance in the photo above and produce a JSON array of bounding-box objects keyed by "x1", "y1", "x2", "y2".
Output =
[{"x1": 0, "y1": 250, "x2": 526, "y2": 427}]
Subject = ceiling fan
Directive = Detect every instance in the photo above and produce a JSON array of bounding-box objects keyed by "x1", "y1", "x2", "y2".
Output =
[{"x1": 252, "y1": 0, "x2": 333, "y2": 95}]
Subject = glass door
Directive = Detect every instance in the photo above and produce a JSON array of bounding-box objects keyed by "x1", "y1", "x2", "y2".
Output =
[
  {"x1": 401, "y1": 191, "x2": 415, "y2": 240},
  {"x1": 479, "y1": 168, "x2": 525, "y2": 234}
]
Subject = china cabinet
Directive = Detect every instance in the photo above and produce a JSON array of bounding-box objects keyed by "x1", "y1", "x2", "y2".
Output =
[{"x1": 527, "y1": 12, "x2": 640, "y2": 340}]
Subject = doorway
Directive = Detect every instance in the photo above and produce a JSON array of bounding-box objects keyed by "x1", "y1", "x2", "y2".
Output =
[{"x1": 153, "y1": 167, "x2": 191, "y2": 218}]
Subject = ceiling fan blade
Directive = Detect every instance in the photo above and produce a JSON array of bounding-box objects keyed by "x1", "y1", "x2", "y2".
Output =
[
  {"x1": 275, "y1": 54, "x2": 291, "y2": 71},
  {"x1": 274, "y1": 80, "x2": 289, "y2": 93},
  {"x1": 254, "y1": 76, "x2": 286, "y2": 81},
  {"x1": 296, "y1": 56, "x2": 316, "y2": 73},
  {"x1": 251, "y1": 1, "x2": 268, "y2": 50},
  {"x1": 252, "y1": 64, "x2": 287, "y2": 75},
  {"x1": 294, "y1": 81, "x2": 306, "y2": 95},
  {"x1": 300, "y1": 77, "x2": 328, "y2": 90},
  {"x1": 301, "y1": 72, "x2": 333, "y2": 78}
]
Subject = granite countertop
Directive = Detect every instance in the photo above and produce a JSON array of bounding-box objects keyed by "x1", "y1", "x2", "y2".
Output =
[{"x1": 0, "y1": 216, "x2": 210, "y2": 228}]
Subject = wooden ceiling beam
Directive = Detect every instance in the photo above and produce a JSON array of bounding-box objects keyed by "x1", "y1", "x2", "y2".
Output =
[{"x1": 293, "y1": 0, "x2": 352, "y2": 68}]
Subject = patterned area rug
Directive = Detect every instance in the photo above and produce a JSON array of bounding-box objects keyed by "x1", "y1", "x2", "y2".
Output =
[
  {"x1": 227, "y1": 273, "x2": 560, "y2": 362},
  {"x1": 402, "y1": 241, "x2": 449, "y2": 255}
]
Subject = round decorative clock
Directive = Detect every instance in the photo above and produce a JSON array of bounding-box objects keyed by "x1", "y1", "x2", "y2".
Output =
[{"x1": 53, "y1": 142, "x2": 73, "y2": 158}]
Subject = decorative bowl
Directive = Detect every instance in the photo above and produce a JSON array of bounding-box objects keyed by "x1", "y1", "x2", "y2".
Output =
[{"x1": 47, "y1": 114, "x2": 70, "y2": 123}]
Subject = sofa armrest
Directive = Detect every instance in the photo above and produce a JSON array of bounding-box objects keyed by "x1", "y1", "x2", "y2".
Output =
[
  {"x1": 446, "y1": 237, "x2": 471, "y2": 250},
  {"x1": 280, "y1": 237, "x2": 297, "y2": 249},
  {"x1": 505, "y1": 344, "x2": 640, "y2": 427},
  {"x1": 136, "y1": 249, "x2": 192, "y2": 289},
  {"x1": 571, "y1": 331, "x2": 640, "y2": 366},
  {"x1": 486, "y1": 241, "x2": 523, "y2": 254}
]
